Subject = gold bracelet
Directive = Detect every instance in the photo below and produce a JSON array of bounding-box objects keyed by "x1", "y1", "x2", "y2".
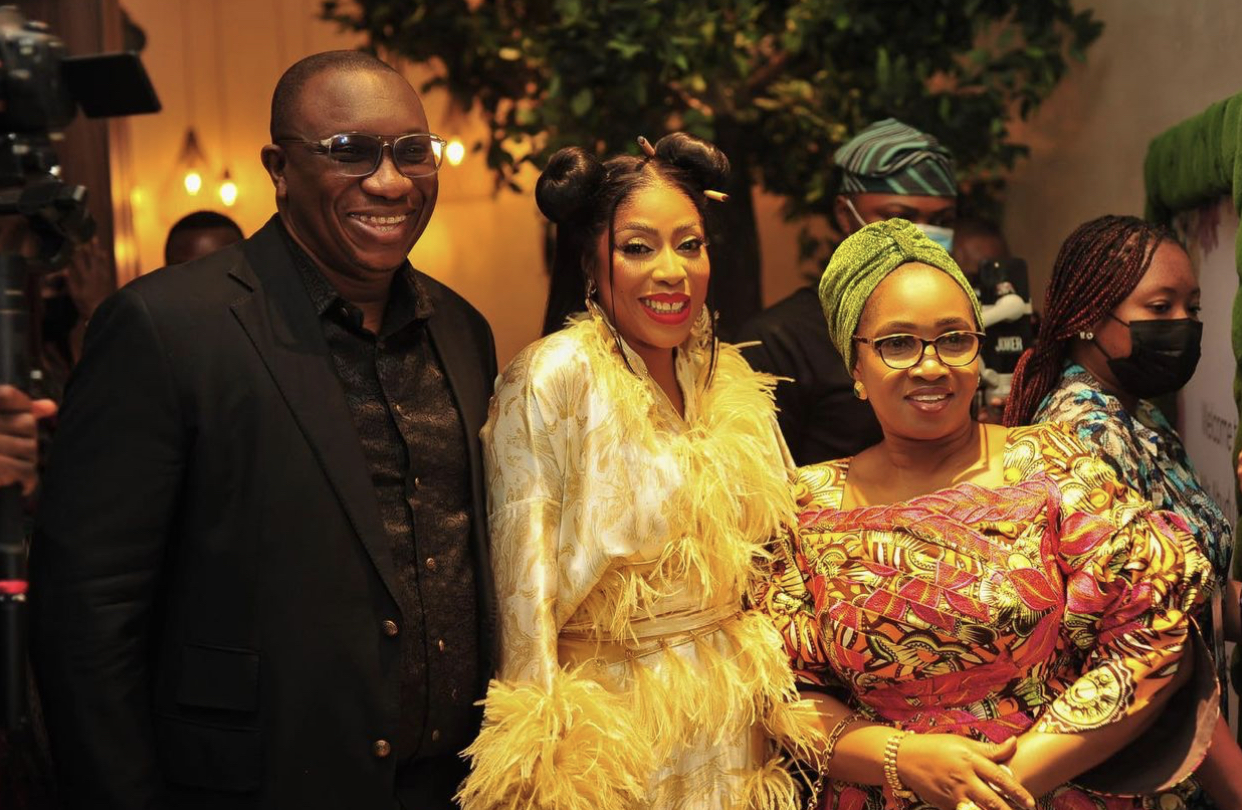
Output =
[
  {"x1": 882, "y1": 729, "x2": 915, "y2": 800},
  {"x1": 822, "y1": 711, "x2": 862, "y2": 773},
  {"x1": 803, "y1": 711, "x2": 862, "y2": 810}
]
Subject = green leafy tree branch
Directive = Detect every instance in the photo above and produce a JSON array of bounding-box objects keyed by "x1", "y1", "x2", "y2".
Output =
[{"x1": 324, "y1": 0, "x2": 1101, "y2": 330}]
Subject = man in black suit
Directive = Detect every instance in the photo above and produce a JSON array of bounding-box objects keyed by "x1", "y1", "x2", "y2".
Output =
[{"x1": 29, "y1": 51, "x2": 496, "y2": 810}]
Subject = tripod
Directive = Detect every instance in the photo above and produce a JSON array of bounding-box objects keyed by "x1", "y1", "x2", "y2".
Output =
[
  {"x1": 0, "y1": 250, "x2": 29, "y2": 732},
  {"x1": 0, "y1": 178, "x2": 92, "y2": 731}
]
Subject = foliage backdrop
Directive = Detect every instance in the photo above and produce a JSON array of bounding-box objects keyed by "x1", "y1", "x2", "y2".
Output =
[{"x1": 325, "y1": 0, "x2": 1101, "y2": 329}]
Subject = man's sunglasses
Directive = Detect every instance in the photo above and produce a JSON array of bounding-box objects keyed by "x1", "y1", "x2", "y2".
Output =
[{"x1": 275, "y1": 133, "x2": 446, "y2": 178}]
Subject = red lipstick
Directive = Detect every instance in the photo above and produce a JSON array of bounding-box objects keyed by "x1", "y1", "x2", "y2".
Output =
[{"x1": 640, "y1": 293, "x2": 692, "y2": 326}]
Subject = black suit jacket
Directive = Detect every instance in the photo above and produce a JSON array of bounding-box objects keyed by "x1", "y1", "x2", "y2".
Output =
[
  {"x1": 737, "y1": 286, "x2": 882, "y2": 465},
  {"x1": 29, "y1": 217, "x2": 498, "y2": 810}
]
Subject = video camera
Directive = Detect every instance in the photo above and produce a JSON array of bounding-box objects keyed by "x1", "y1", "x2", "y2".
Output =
[{"x1": 0, "y1": 4, "x2": 160, "y2": 732}]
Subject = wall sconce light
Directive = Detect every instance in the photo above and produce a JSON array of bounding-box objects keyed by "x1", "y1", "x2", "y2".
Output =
[
  {"x1": 218, "y1": 169, "x2": 238, "y2": 207},
  {"x1": 176, "y1": 128, "x2": 209, "y2": 196}
]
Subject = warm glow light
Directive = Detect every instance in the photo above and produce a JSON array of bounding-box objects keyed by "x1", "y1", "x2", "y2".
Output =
[
  {"x1": 183, "y1": 171, "x2": 203, "y2": 195},
  {"x1": 114, "y1": 235, "x2": 133, "y2": 265},
  {"x1": 219, "y1": 179, "x2": 238, "y2": 206},
  {"x1": 130, "y1": 187, "x2": 147, "y2": 208},
  {"x1": 446, "y1": 139, "x2": 466, "y2": 167}
]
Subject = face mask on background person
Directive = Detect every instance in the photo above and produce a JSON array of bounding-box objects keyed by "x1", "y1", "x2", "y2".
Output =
[
  {"x1": 913, "y1": 222, "x2": 954, "y2": 253},
  {"x1": 844, "y1": 198, "x2": 954, "y2": 253},
  {"x1": 1099, "y1": 316, "x2": 1202, "y2": 399}
]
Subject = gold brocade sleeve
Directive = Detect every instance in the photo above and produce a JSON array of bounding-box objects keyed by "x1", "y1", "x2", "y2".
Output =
[
  {"x1": 478, "y1": 348, "x2": 563, "y2": 687},
  {"x1": 459, "y1": 341, "x2": 654, "y2": 810}
]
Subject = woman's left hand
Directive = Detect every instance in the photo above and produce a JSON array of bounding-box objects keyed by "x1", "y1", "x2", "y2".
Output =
[{"x1": 897, "y1": 734, "x2": 1035, "y2": 810}]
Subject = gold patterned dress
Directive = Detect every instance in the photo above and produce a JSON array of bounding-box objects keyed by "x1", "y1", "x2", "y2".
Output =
[
  {"x1": 458, "y1": 307, "x2": 820, "y2": 810},
  {"x1": 758, "y1": 424, "x2": 1214, "y2": 810}
]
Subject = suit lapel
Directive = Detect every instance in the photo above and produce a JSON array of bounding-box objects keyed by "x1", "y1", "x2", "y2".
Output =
[{"x1": 228, "y1": 218, "x2": 401, "y2": 607}]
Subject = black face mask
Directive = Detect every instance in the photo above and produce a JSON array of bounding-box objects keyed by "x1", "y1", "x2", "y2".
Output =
[{"x1": 1098, "y1": 316, "x2": 1202, "y2": 399}]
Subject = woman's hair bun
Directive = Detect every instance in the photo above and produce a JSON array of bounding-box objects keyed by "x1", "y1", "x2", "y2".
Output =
[
  {"x1": 653, "y1": 132, "x2": 730, "y2": 191},
  {"x1": 536, "y1": 147, "x2": 606, "y2": 224}
]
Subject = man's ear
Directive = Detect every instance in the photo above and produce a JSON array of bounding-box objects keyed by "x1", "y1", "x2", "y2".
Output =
[
  {"x1": 261, "y1": 144, "x2": 288, "y2": 200},
  {"x1": 831, "y1": 195, "x2": 852, "y2": 238}
]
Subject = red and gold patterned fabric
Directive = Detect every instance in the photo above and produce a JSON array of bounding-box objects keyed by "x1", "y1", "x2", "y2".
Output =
[{"x1": 758, "y1": 423, "x2": 1212, "y2": 809}]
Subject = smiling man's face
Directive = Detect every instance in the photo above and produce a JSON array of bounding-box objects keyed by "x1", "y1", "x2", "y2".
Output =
[{"x1": 266, "y1": 67, "x2": 438, "y2": 280}]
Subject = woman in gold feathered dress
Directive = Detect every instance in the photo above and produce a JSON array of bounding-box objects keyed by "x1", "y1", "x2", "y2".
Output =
[{"x1": 457, "y1": 133, "x2": 820, "y2": 810}]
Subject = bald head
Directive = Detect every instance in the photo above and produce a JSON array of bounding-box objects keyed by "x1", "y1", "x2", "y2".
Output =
[
  {"x1": 270, "y1": 50, "x2": 401, "y2": 140},
  {"x1": 164, "y1": 210, "x2": 243, "y2": 265},
  {"x1": 951, "y1": 218, "x2": 1010, "y2": 280}
]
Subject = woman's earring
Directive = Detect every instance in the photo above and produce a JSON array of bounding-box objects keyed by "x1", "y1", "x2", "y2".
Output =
[
  {"x1": 584, "y1": 277, "x2": 598, "y2": 306},
  {"x1": 853, "y1": 381, "x2": 867, "y2": 401},
  {"x1": 1078, "y1": 330, "x2": 1094, "y2": 341}
]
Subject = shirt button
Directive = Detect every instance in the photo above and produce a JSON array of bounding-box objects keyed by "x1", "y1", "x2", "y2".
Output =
[
  {"x1": 451, "y1": 687, "x2": 460, "y2": 701},
  {"x1": 381, "y1": 620, "x2": 399, "y2": 637},
  {"x1": 372, "y1": 739, "x2": 391, "y2": 758},
  {"x1": 437, "y1": 638, "x2": 446, "y2": 653},
  {"x1": 431, "y1": 729, "x2": 441, "y2": 743},
  {"x1": 425, "y1": 557, "x2": 437, "y2": 572},
  {"x1": 413, "y1": 476, "x2": 421, "y2": 489}
]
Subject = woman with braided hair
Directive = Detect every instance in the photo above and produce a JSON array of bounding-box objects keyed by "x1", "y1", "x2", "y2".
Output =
[
  {"x1": 1007, "y1": 214, "x2": 1242, "y2": 808},
  {"x1": 457, "y1": 133, "x2": 821, "y2": 810}
]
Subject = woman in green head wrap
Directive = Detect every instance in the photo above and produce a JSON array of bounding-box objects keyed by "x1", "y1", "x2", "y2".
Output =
[{"x1": 756, "y1": 219, "x2": 1214, "y2": 809}]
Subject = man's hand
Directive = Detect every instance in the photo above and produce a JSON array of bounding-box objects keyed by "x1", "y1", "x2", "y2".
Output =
[{"x1": 0, "y1": 385, "x2": 57, "y2": 494}]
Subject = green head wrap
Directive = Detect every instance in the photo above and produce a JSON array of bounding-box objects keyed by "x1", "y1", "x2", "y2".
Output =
[
  {"x1": 819, "y1": 218, "x2": 983, "y2": 370},
  {"x1": 834, "y1": 118, "x2": 956, "y2": 198}
]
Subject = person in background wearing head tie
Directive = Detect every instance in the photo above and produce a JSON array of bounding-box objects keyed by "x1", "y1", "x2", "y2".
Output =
[{"x1": 739, "y1": 119, "x2": 958, "y2": 465}]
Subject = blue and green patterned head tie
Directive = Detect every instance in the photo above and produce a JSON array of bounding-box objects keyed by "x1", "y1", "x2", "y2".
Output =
[
  {"x1": 834, "y1": 118, "x2": 956, "y2": 198},
  {"x1": 818, "y1": 218, "x2": 983, "y2": 371}
]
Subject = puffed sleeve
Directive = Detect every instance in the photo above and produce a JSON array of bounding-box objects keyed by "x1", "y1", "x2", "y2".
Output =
[
  {"x1": 1027, "y1": 427, "x2": 1215, "y2": 792},
  {"x1": 1037, "y1": 457, "x2": 1210, "y2": 733},
  {"x1": 458, "y1": 345, "x2": 654, "y2": 810}
]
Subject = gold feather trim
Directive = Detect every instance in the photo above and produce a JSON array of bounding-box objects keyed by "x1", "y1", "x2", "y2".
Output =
[
  {"x1": 736, "y1": 754, "x2": 801, "y2": 810},
  {"x1": 566, "y1": 312, "x2": 797, "y2": 642},
  {"x1": 605, "y1": 613, "x2": 825, "y2": 768},
  {"x1": 457, "y1": 667, "x2": 654, "y2": 810}
]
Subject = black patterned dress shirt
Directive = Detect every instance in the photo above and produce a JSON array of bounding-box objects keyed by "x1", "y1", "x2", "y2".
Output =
[{"x1": 283, "y1": 227, "x2": 480, "y2": 765}]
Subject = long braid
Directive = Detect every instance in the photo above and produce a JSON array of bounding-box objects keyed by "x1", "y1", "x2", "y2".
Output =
[{"x1": 1004, "y1": 215, "x2": 1177, "y2": 426}]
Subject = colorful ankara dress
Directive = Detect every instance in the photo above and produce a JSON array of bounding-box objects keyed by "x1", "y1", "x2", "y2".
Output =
[
  {"x1": 760, "y1": 423, "x2": 1213, "y2": 810},
  {"x1": 458, "y1": 305, "x2": 819, "y2": 810}
]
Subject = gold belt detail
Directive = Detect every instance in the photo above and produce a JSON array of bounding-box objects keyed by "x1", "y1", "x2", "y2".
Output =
[{"x1": 558, "y1": 603, "x2": 743, "y2": 665}]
